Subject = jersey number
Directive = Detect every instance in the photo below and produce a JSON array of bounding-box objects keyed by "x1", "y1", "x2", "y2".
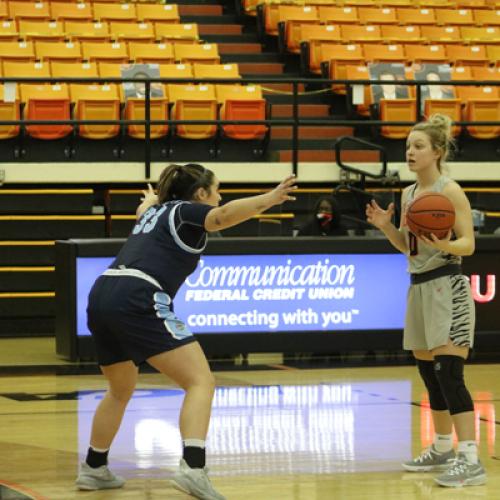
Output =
[{"x1": 133, "y1": 205, "x2": 167, "y2": 234}]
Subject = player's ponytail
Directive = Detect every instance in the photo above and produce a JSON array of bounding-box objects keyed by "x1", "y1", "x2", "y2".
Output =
[
  {"x1": 157, "y1": 163, "x2": 215, "y2": 203},
  {"x1": 411, "y1": 114, "x2": 454, "y2": 173}
]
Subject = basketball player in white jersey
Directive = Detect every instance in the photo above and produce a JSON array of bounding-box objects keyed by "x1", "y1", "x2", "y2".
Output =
[{"x1": 366, "y1": 115, "x2": 486, "y2": 487}]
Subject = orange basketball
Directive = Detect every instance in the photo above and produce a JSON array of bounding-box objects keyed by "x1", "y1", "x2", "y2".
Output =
[{"x1": 406, "y1": 193, "x2": 455, "y2": 239}]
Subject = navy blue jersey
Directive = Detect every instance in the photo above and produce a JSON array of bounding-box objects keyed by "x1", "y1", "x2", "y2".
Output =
[{"x1": 109, "y1": 201, "x2": 214, "y2": 298}]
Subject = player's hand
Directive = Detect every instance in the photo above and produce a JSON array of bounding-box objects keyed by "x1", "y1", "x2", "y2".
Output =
[
  {"x1": 366, "y1": 199, "x2": 394, "y2": 229},
  {"x1": 268, "y1": 175, "x2": 298, "y2": 206},
  {"x1": 141, "y1": 183, "x2": 158, "y2": 205},
  {"x1": 419, "y1": 230, "x2": 452, "y2": 251}
]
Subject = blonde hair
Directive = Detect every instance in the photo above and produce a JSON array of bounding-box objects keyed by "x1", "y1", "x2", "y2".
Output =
[{"x1": 411, "y1": 114, "x2": 453, "y2": 173}]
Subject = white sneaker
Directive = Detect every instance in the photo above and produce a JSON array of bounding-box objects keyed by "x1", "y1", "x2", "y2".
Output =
[
  {"x1": 171, "y1": 459, "x2": 226, "y2": 500},
  {"x1": 75, "y1": 462, "x2": 125, "y2": 491}
]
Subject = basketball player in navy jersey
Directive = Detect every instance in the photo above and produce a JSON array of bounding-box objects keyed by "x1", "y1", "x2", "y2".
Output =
[
  {"x1": 366, "y1": 115, "x2": 486, "y2": 488},
  {"x1": 76, "y1": 163, "x2": 297, "y2": 499}
]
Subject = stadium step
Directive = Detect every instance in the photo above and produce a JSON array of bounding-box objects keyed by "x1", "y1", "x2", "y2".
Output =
[
  {"x1": 199, "y1": 25, "x2": 244, "y2": 36},
  {"x1": 238, "y1": 62, "x2": 284, "y2": 75},
  {"x1": 218, "y1": 43, "x2": 262, "y2": 54},
  {"x1": 181, "y1": 14, "x2": 238, "y2": 24},
  {"x1": 178, "y1": 5, "x2": 223, "y2": 16},
  {"x1": 270, "y1": 126, "x2": 354, "y2": 140},
  {"x1": 271, "y1": 104, "x2": 331, "y2": 118}
]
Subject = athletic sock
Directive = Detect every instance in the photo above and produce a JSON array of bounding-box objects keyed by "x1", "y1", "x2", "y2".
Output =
[
  {"x1": 183, "y1": 439, "x2": 206, "y2": 469},
  {"x1": 433, "y1": 433, "x2": 454, "y2": 453},
  {"x1": 457, "y1": 440, "x2": 478, "y2": 464},
  {"x1": 86, "y1": 446, "x2": 109, "y2": 468}
]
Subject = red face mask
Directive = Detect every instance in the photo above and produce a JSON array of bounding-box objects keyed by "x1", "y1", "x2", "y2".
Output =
[{"x1": 316, "y1": 212, "x2": 333, "y2": 226}]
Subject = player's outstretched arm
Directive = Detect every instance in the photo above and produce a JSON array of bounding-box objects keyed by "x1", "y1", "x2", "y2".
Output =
[
  {"x1": 204, "y1": 175, "x2": 297, "y2": 232},
  {"x1": 366, "y1": 198, "x2": 408, "y2": 254}
]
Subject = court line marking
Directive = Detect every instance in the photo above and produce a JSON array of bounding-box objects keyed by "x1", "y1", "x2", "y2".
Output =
[{"x1": 0, "y1": 480, "x2": 49, "y2": 500}]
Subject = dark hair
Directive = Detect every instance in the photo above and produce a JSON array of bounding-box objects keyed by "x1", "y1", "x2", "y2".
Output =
[
  {"x1": 313, "y1": 196, "x2": 343, "y2": 229},
  {"x1": 157, "y1": 163, "x2": 215, "y2": 203}
]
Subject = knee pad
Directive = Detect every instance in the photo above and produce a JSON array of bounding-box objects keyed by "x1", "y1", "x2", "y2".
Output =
[
  {"x1": 434, "y1": 355, "x2": 474, "y2": 415},
  {"x1": 417, "y1": 359, "x2": 448, "y2": 411}
]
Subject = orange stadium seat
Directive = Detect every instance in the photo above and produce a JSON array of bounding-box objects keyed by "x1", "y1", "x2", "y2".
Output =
[
  {"x1": 318, "y1": 6, "x2": 359, "y2": 24},
  {"x1": 358, "y1": 7, "x2": 398, "y2": 24},
  {"x1": 92, "y1": 3, "x2": 137, "y2": 22},
  {"x1": 471, "y1": 66, "x2": 500, "y2": 81},
  {"x1": 404, "y1": 44, "x2": 447, "y2": 63},
  {"x1": 340, "y1": 25, "x2": 382, "y2": 44},
  {"x1": 420, "y1": 26, "x2": 462, "y2": 44},
  {"x1": 50, "y1": 61, "x2": 99, "y2": 79},
  {"x1": 423, "y1": 99, "x2": 462, "y2": 136},
  {"x1": 168, "y1": 84, "x2": 218, "y2": 139},
  {"x1": 379, "y1": 99, "x2": 417, "y2": 139},
  {"x1": 486, "y1": 45, "x2": 500, "y2": 64},
  {"x1": 473, "y1": 8, "x2": 500, "y2": 26},
  {"x1": 0, "y1": 41, "x2": 35, "y2": 62},
  {"x1": 70, "y1": 83, "x2": 121, "y2": 139},
  {"x1": 450, "y1": 65, "x2": 473, "y2": 82},
  {"x1": 8, "y1": 1, "x2": 51, "y2": 20},
  {"x1": 159, "y1": 63, "x2": 193, "y2": 87},
  {"x1": 109, "y1": 21, "x2": 155, "y2": 43},
  {"x1": 193, "y1": 63, "x2": 240, "y2": 80},
  {"x1": 2, "y1": 60, "x2": 50, "y2": 79},
  {"x1": 96, "y1": 61, "x2": 122, "y2": 79},
  {"x1": 381, "y1": 25, "x2": 423, "y2": 44},
  {"x1": 320, "y1": 43, "x2": 364, "y2": 94},
  {"x1": 362, "y1": 43, "x2": 405, "y2": 63},
  {"x1": 50, "y1": 2, "x2": 93, "y2": 21},
  {"x1": 128, "y1": 42, "x2": 175, "y2": 64},
  {"x1": 174, "y1": 44, "x2": 220, "y2": 64},
  {"x1": 136, "y1": 4, "x2": 180, "y2": 23},
  {"x1": 300, "y1": 25, "x2": 342, "y2": 73},
  {"x1": 155, "y1": 23, "x2": 199, "y2": 44},
  {"x1": 435, "y1": 8, "x2": 475, "y2": 25},
  {"x1": 35, "y1": 41, "x2": 83, "y2": 62},
  {"x1": 125, "y1": 98, "x2": 169, "y2": 140},
  {"x1": 396, "y1": 8, "x2": 436, "y2": 25},
  {"x1": 0, "y1": 20, "x2": 19, "y2": 41},
  {"x1": 464, "y1": 88, "x2": 500, "y2": 139},
  {"x1": 446, "y1": 45, "x2": 489, "y2": 66},
  {"x1": 216, "y1": 84, "x2": 266, "y2": 140},
  {"x1": 18, "y1": 19, "x2": 65, "y2": 41},
  {"x1": 0, "y1": 85, "x2": 21, "y2": 140},
  {"x1": 378, "y1": 0, "x2": 412, "y2": 5},
  {"x1": 280, "y1": 9, "x2": 320, "y2": 53},
  {"x1": 460, "y1": 27, "x2": 500, "y2": 44},
  {"x1": 64, "y1": 20, "x2": 111, "y2": 43},
  {"x1": 20, "y1": 83, "x2": 73, "y2": 139},
  {"x1": 266, "y1": 5, "x2": 318, "y2": 37},
  {"x1": 0, "y1": 2, "x2": 8, "y2": 20},
  {"x1": 82, "y1": 41, "x2": 129, "y2": 63}
]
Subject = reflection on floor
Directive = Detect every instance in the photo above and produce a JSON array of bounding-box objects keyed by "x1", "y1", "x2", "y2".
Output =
[{"x1": 79, "y1": 381, "x2": 414, "y2": 476}]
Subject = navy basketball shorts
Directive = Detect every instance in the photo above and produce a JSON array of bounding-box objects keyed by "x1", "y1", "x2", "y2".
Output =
[{"x1": 87, "y1": 275, "x2": 197, "y2": 366}]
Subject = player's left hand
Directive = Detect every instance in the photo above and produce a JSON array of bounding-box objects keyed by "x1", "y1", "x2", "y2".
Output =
[
  {"x1": 141, "y1": 183, "x2": 158, "y2": 205},
  {"x1": 419, "y1": 229, "x2": 452, "y2": 252}
]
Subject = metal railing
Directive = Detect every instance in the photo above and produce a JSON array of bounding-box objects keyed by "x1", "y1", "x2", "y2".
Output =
[{"x1": 1, "y1": 75, "x2": 499, "y2": 178}]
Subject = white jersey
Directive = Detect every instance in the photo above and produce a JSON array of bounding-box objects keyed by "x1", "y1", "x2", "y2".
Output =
[{"x1": 402, "y1": 175, "x2": 461, "y2": 274}]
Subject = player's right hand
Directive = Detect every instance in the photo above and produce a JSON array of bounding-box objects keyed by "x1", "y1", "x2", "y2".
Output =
[
  {"x1": 268, "y1": 175, "x2": 298, "y2": 206},
  {"x1": 366, "y1": 199, "x2": 394, "y2": 229}
]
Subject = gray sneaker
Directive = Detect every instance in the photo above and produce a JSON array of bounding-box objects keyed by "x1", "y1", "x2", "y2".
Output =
[
  {"x1": 75, "y1": 462, "x2": 125, "y2": 491},
  {"x1": 434, "y1": 453, "x2": 487, "y2": 487},
  {"x1": 402, "y1": 445, "x2": 456, "y2": 472},
  {"x1": 171, "y1": 459, "x2": 226, "y2": 500}
]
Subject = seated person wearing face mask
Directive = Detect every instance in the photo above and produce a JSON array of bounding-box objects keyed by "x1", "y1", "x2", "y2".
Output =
[{"x1": 297, "y1": 196, "x2": 348, "y2": 236}]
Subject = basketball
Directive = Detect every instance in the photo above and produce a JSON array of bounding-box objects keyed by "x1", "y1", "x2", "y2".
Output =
[{"x1": 406, "y1": 193, "x2": 455, "y2": 239}]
